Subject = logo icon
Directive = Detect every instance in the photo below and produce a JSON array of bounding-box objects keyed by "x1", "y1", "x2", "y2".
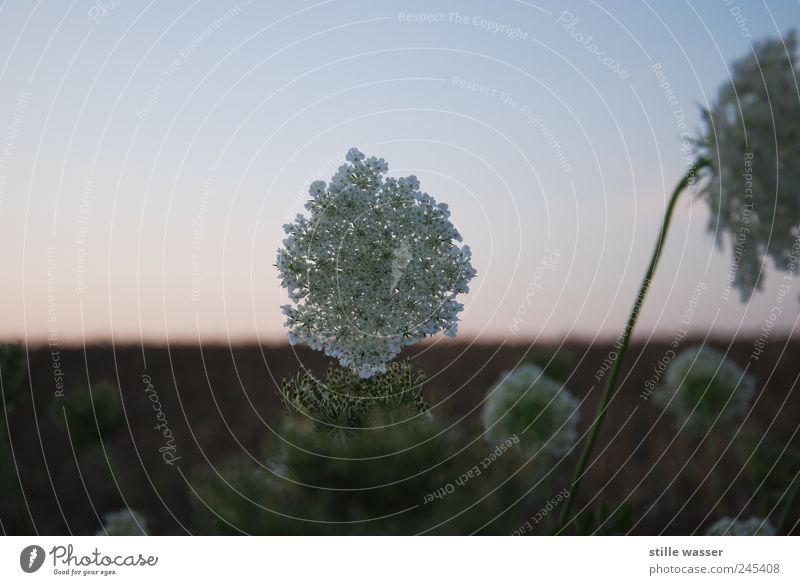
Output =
[{"x1": 20, "y1": 545, "x2": 45, "y2": 573}]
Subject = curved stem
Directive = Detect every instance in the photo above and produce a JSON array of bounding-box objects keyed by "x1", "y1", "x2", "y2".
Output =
[{"x1": 557, "y1": 160, "x2": 707, "y2": 534}]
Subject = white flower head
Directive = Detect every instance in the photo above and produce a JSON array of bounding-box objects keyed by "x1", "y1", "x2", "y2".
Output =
[
  {"x1": 96, "y1": 509, "x2": 148, "y2": 536},
  {"x1": 706, "y1": 516, "x2": 776, "y2": 536},
  {"x1": 277, "y1": 148, "x2": 476, "y2": 378},
  {"x1": 481, "y1": 364, "x2": 579, "y2": 459},
  {"x1": 659, "y1": 346, "x2": 755, "y2": 431},
  {"x1": 695, "y1": 31, "x2": 800, "y2": 298}
]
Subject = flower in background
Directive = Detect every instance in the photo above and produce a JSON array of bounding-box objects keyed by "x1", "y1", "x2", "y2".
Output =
[
  {"x1": 706, "y1": 516, "x2": 776, "y2": 536},
  {"x1": 95, "y1": 509, "x2": 148, "y2": 536},
  {"x1": 659, "y1": 346, "x2": 755, "y2": 432},
  {"x1": 277, "y1": 148, "x2": 476, "y2": 378},
  {"x1": 482, "y1": 364, "x2": 579, "y2": 459},
  {"x1": 695, "y1": 30, "x2": 800, "y2": 298},
  {"x1": 55, "y1": 381, "x2": 123, "y2": 452}
]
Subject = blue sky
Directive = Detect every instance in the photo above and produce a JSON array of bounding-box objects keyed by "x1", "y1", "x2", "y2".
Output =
[{"x1": 0, "y1": 0, "x2": 798, "y2": 344}]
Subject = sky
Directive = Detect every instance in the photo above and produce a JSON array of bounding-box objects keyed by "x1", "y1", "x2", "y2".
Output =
[{"x1": 0, "y1": 0, "x2": 798, "y2": 346}]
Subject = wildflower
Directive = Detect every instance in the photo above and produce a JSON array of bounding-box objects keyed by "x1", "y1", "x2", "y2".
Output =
[
  {"x1": 95, "y1": 509, "x2": 148, "y2": 536},
  {"x1": 659, "y1": 346, "x2": 755, "y2": 431},
  {"x1": 695, "y1": 30, "x2": 800, "y2": 298},
  {"x1": 706, "y1": 516, "x2": 776, "y2": 536},
  {"x1": 277, "y1": 148, "x2": 476, "y2": 378},
  {"x1": 481, "y1": 364, "x2": 579, "y2": 458}
]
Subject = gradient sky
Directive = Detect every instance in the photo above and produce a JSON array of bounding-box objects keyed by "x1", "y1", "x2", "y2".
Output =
[{"x1": 0, "y1": 0, "x2": 799, "y2": 346}]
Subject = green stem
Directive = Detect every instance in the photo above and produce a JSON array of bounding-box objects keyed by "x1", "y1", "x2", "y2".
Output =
[
  {"x1": 557, "y1": 160, "x2": 707, "y2": 534},
  {"x1": 778, "y1": 472, "x2": 800, "y2": 534}
]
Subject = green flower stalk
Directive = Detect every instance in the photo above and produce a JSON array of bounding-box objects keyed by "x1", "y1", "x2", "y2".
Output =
[
  {"x1": 559, "y1": 31, "x2": 800, "y2": 533},
  {"x1": 557, "y1": 160, "x2": 706, "y2": 531}
]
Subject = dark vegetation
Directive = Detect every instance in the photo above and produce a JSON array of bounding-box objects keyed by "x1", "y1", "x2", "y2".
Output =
[{"x1": 1, "y1": 337, "x2": 798, "y2": 535}]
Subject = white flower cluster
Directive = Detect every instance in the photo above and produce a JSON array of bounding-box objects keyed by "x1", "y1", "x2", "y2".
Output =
[
  {"x1": 95, "y1": 509, "x2": 148, "y2": 536},
  {"x1": 706, "y1": 516, "x2": 776, "y2": 536},
  {"x1": 277, "y1": 148, "x2": 476, "y2": 378},
  {"x1": 481, "y1": 364, "x2": 579, "y2": 459},
  {"x1": 659, "y1": 346, "x2": 755, "y2": 432},
  {"x1": 696, "y1": 31, "x2": 800, "y2": 298}
]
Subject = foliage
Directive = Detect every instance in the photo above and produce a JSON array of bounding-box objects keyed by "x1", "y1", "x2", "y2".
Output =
[
  {"x1": 194, "y1": 403, "x2": 529, "y2": 535},
  {"x1": 573, "y1": 501, "x2": 634, "y2": 536},
  {"x1": 54, "y1": 381, "x2": 124, "y2": 452}
]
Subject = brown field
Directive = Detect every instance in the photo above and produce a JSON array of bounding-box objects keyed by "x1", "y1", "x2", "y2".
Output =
[{"x1": 2, "y1": 337, "x2": 798, "y2": 535}]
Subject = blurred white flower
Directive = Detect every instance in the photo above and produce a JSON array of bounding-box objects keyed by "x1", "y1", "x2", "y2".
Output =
[
  {"x1": 706, "y1": 516, "x2": 776, "y2": 536},
  {"x1": 277, "y1": 148, "x2": 476, "y2": 378},
  {"x1": 481, "y1": 364, "x2": 579, "y2": 459},
  {"x1": 96, "y1": 509, "x2": 148, "y2": 536},
  {"x1": 659, "y1": 346, "x2": 755, "y2": 431},
  {"x1": 695, "y1": 31, "x2": 800, "y2": 298}
]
